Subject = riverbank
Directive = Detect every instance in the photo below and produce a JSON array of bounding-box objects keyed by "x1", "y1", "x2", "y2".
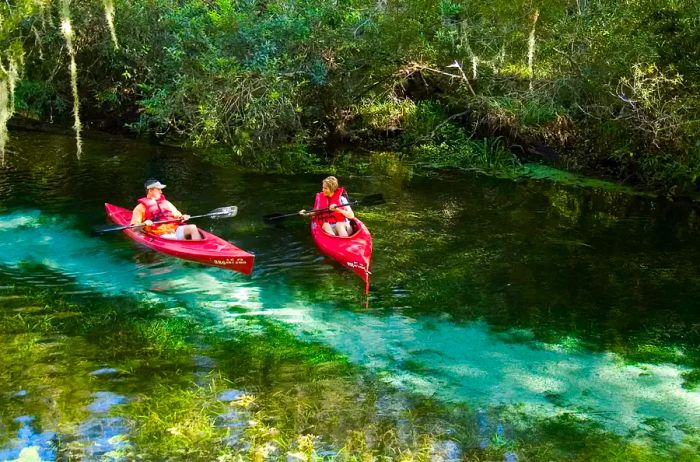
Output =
[
  {"x1": 4, "y1": 115, "x2": 686, "y2": 204},
  {"x1": 2, "y1": 1, "x2": 698, "y2": 196}
]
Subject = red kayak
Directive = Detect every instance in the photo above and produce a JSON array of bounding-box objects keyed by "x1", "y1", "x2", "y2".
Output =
[
  {"x1": 104, "y1": 203, "x2": 254, "y2": 275},
  {"x1": 310, "y1": 194, "x2": 372, "y2": 293}
]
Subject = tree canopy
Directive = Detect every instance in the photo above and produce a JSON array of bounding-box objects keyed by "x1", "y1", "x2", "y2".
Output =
[{"x1": 1, "y1": 0, "x2": 699, "y2": 189}]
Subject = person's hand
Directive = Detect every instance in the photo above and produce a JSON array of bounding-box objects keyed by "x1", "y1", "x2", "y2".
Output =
[
  {"x1": 329, "y1": 204, "x2": 336, "y2": 211},
  {"x1": 143, "y1": 219, "x2": 153, "y2": 226},
  {"x1": 299, "y1": 209, "x2": 307, "y2": 216},
  {"x1": 181, "y1": 214, "x2": 190, "y2": 221}
]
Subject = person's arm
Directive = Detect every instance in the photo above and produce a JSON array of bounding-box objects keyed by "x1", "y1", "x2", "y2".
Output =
[
  {"x1": 165, "y1": 201, "x2": 190, "y2": 221},
  {"x1": 330, "y1": 196, "x2": 354, "y2": 219},
  {"x1": 341, "y1": 205, "x2": 354, "y2": 219},
  {"x1": 330, "y1": 205, "x2": 354, "y2": 219},
  {"x1": 130, "y1": 204, "x2": 148, "y2": 225}
]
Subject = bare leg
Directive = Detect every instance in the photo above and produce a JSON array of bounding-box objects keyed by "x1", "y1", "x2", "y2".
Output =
[
  {"x1": 336, "y1": 221, "x2": 350, "y2": 237},
  {"x1": 322, "y1": 222, "x2": 337, "y2": 236},
  {"x1": 181, "y1": 224, "x2": 203, "y2": 240}
]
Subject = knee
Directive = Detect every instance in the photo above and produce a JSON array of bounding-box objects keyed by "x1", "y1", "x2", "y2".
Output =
[{"x1": 183, "y1": 225, "x2": 202, "y2": 240}]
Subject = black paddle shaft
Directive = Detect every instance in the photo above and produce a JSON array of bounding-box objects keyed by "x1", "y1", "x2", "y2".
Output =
[
  {"x1": 263, "y1": 194, "x2": 384, "y2": 223},
  {"x1": 93, "y1": 205, "x2": 238, "y2": 235}
]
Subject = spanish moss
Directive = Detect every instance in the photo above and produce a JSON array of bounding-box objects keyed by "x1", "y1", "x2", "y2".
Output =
[
  {"x1": 528, "y1": 9, "x2": 539, "y2": 92},
  {"x1": 0, "y1": 80, "x2": 9, "y2": 165},
  {"x1": 102, "y1": 0, "x2": 119, "y2": 49},
  {"x1": 60, "y1": 0, "x2": 82, "y2": 158},
  {"x1": 0, "y1": 58, "x2": 17, "y2": 164}
]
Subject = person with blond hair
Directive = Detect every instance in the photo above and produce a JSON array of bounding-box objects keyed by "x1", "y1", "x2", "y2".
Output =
[{"x1": 300, "y1": 176, "x2": 354, "y2": 236}]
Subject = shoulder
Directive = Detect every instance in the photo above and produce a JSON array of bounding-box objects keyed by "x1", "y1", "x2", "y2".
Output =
[{"x1": 133, "y1": 203, "x2": 146, "y2": 212}]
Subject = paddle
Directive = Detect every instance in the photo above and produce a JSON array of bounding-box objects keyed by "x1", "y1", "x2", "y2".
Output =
[
  {"x1": 263, "y1": 193, "x2": 385, "y2": 224},
  {"x1": 93, "y1": 206, "x2": 238, "y2": 235}
]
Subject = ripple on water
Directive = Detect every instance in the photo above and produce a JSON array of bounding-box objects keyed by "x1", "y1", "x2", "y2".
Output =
[
  {"x1": 217, "y1": 389, "x2": 245, "y2": 402},
  {"x1": 78, "y1": 416, "x2": 131, "y2": 461},
  {"x1": 2, "y1": 209, "x2": 700, "y2": 448},
  {"x1": 89, "y1": 367, "x2": 120, "y2": 377},
  {"x1": 252, "y1": 243, "x2": 326, "y2": 279},
  {"x1": 214, "y1": 407, "x2": 251, "y2": 447},
  {"x1": 87, "y1": 391, "x2": 128, "y2": 414}
]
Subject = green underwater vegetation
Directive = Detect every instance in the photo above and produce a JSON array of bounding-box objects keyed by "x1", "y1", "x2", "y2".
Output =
[
  {"x1": 1, "y1": 132, "x2": 700, "y2": 460},
  {"x1": 2, "y1": 266, "x2": 698, "y2": 461}
]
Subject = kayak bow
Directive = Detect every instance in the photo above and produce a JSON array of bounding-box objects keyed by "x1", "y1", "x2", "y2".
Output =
[{"x1": 104, "y1": 203, "x2": 254, "y2": 275}]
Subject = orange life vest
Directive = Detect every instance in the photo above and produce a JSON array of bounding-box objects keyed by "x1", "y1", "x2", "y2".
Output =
[
  {"x1": 316, "y1": 187, "x2": 349, "y2": 224},
  {"x1": 138, "y1": 194, "x2": 178, "y2": 235}
]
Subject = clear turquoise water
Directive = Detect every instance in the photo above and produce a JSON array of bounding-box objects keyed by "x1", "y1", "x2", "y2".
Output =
[{"x1": 1, "y1": 130, "x2": 699, "y2": 460}]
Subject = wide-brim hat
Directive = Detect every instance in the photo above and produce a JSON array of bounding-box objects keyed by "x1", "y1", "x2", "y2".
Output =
[{"x1": 144, "y1": 179, "x2": 166, "y2": 189}]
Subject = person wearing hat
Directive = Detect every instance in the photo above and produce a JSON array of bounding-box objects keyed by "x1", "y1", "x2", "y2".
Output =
[{"x1": 130, "y1": 179, "x2": 203, "y2": 240}]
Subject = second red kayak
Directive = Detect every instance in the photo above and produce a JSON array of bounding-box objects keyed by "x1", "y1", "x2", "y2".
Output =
[
  {"x1": 310, "y1": 193, "x2": 373, "y2": 293},
  {"x1": 105, "y1": 203, "x2": 254, "y2": 275}
]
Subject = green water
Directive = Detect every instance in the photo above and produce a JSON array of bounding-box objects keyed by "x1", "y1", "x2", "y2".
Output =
[{"x1": 0, "y1": 130, "x2": 699, "y2": 461}]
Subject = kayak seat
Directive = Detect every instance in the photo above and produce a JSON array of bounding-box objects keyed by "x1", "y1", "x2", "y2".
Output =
[{"x1": 348, "y1": 219, "x2": 359, "y2": 237}]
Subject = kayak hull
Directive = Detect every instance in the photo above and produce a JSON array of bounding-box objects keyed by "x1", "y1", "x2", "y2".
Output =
[
  {"x1": 310, "y1": 195, "x2": 372, "y2": 293},
  {"x1": 104, "y1": 203, "x2": 254, "y2": 275}
]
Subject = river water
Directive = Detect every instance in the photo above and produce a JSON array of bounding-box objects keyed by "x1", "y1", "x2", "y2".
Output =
[{"x1": 0, "y1": 130, "x2": 699, "y2": 460}]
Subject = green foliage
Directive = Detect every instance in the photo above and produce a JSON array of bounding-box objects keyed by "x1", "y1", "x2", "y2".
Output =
[
  {"x1": 13, "y1": 80, "x2": 70, "y2": 121},
  {"x1": 398, "y1": 101, "x2": 521, "y2": 174},
  {"x1": 402, "y1": 101, "x2": 448, "y2": 142},
  {"x1": 2, "y1": 0, "x2": 700, "y2": 187},
  {"x1": 198, "y1": 138, "x2": 321, "y2": 173},
  {"x1": 355, "y1": 98, "x2": 417, "y2": 131},
  {"x1": 682, "y1": 369, "x2": 700, "y2": 390},
  {"x1": 412, "y1": 135, "x2": 520, "y2": 174},
  {"x1": 488, "y1": 96, "x2": 562, "y2": 128},
  {"x1": 128, "y1": 317, "x2": 197, "y2": 356}
]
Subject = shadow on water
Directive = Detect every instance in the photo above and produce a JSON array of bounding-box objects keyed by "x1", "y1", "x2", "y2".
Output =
[{"x1": 1, "y1": 130, "x2": 699, "y2": 460}]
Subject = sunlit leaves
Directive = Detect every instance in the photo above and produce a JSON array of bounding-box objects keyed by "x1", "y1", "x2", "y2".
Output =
[{"x1": 2, "y1": 0, "x2": 700, "y2": 186}]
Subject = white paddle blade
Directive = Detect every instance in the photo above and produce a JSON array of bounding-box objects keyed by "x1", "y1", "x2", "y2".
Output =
[{"x1": 211, "y1": 206, "x2": 237, "y2": 218}]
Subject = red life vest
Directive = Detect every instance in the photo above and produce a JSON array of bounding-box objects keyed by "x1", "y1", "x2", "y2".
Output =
[
  {"x1": 138, "y1": 194, "x2": 177, "y2": 234},
  {"x1": 315, "y1": 187, "x2": 348, "y2": 224}
]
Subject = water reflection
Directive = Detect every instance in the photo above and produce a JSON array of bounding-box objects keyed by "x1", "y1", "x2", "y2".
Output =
[
  {"x1": 78, "y1": 416, "x2": 130, "y2": 461},
  {"x1": 215, "y1": 390, "x2": 251, "y2": 447},
  {"x1": 86, "y1": 392, "x2": 127, "y2": 414},
  {"x1": 2, "y1": 130, "x2": 700, "y2": 459},
  {"x1": 0, "y1": 416, "x2": 57, "y2": 462},
  {"x1": 89, "y1": 368, "x2": 119, "y2": 377},
  {"x1": 1, "y1": 210, "x2": 698, "y2": 444}
]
